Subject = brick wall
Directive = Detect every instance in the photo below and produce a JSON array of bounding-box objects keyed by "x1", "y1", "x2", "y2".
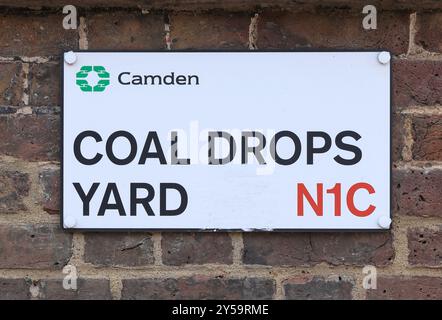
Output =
[{"x1": 0, "y1": 1, "x2": 441, "y2": 300}]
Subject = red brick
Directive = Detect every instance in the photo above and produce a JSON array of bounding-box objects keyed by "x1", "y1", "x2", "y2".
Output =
[
  {"x1": 243, "y1": 232, "x2": 393, "y2": 266},
  {"x1": 162, "y1": 233, "x2": 233, "y2": 265},
  {"x1": 258, "y1": 11, "x2": 409, "y2": 54},
  {"x1": 283, "y1": 276, "x2": 353, "y2": 300},
  {"x1": 416, "y1": 12, "x2": 442, "y2": 53},
  {"x1": 412, "y1": 115, "x2": 442, "y2": 161},
  {"x1": 0, "y1": 62, "x2": 24, "y2": 105},
  {"x1": 34, "y1": 278, "x2": 112, "y2": 300},
  {"x1": 1, "y1": 277, "x2": 111, "y2": 300},
  {"x1": 39, "y1": 167, "x2": 60, "y2": 214},
  {"x1": 0, "y1": 278, "x2": 30, "y2": 299},
  {"x1": 367, "y1": 276, "x2": 442, "y2": 299},
  {"x1": 0, "y1": 114, "x2": 59, "y2": 161},
  {"x1": 29, "y1": 63, "x2": 60, "y2": 106},
  {"x1": 86, "y1": 12, "x2": 164, "y2": 50},
  {"x1": 121, "y1": 276, "x2": 275, "y2": 299},
  {"x1": 0, "y1": 224, "x2": 72, "y2": 269},
  {"x1": 0, "y1": 170, "x2": 30, "y2": 214},
  {"x1": 0, "y1": 1, "x2": 441, "y2": 11},
  {"x1": 170, "y1": 12, "x2": 249, "y2": 49},
  {"x1": 393, "y1": 60, "x2": 442, "y2": 108},
  {"x1": 393, "y1": 168, "x2": 442, "y2": 217},
  {"x1": 84, "y1": 233, "x2": 154, "y2": 267},
  {"x1": 0, "y1": 14, "x2": 77, "y2": 56},
  {"x1": 408, "y1": 227, "x2": 442, "y2": 267}
]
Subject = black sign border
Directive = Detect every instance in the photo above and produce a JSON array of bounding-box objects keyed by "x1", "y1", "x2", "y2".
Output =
[{"x1": 61, "y1": 49, "x2": 393, "y2": 232}]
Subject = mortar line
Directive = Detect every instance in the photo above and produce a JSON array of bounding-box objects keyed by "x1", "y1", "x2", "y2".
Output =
[
  {"x1": 394, "y1": 161, "x2": 442, "y2": 169},
  {"x1": 230, "y1": 232, "x2": 244, "y2": 265},
  {"x1": 109, "y1": 277, "x2": 123, "y2": 300},
  {"x1": 164, "y1": 12, "x2": 171, "y2": 50},
  {"x1": 68, "y1": 232, "x2": 85, "y2": 266},
  {"x1": 248, "y1": 13, "x2": 259, "y2": 50},
  {"x1": 407, "y1": 12, "x2": 418, "y2": 56},
  {"x1": 400, "y1": 105, "x2": 442, "y2": 115},
  {"x1": 402, "y1": 115, "x2": 414, "y2": 161},
  {"x1": 0, "y1": 263, "x2": 440, "y2": 280},
  {"x1": 21, "y1": 63, "x2": 29, "y2": 106},
  {"x1": 79, "y1": 16, "x2": 89, "y2": 50},
  {"x1": 0, "y1": 56, "x2": 53, "y2": 63},
  {"x1": 152, "y1": 232, "x2": 163, "y2": 265}
]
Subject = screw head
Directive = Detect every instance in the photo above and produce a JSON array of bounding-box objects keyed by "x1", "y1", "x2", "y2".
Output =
[
  {"x1": 64, "y1": 216, "x2": 76, "y2": 228},
  {"x1": 378, "y1": 51, "x2": 391, "y2": 65},
  {"x1": 64, "y1": 51, "x2": 77, "y2": 65},
  {"x1": 378, "y1": 216, "x2": 392, "y2": 229}
]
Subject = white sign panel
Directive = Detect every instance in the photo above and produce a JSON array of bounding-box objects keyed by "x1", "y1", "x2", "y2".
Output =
[{"x1": 62, "y1": 51, "x2": 391, "y2": 231}]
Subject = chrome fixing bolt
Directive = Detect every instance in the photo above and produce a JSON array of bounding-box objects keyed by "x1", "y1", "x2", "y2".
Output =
[
  {"x1": 65, "y1": 216, "x2": 77, "y2": 228},
  {"x1": 64, "y1": 51, "x2": 77, "y2": 65},
  {"x1": 378, "y1": 216, "x2": 392, "y2": 229},
  {"x1": 377, "y1": 51, "x2": 391, "y2": 65}
]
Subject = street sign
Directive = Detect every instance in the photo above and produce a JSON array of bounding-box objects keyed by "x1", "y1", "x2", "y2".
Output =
[{"x1": 62, "y1": 51, "x2": 391, "y2": 231}]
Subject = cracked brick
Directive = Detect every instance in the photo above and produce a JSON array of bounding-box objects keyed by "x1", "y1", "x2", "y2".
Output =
[
  {"x1": 0, "y1": 224, "x2": 72, "y2": 269},
  {"x1": 162, "y1": 233, "x2": 233, "y2": 265},
  {"x1": 84, "y1": 233, "x2": 154, "y2": 266}
]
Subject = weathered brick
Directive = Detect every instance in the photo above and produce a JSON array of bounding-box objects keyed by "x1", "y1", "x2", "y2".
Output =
[
  {"x1": 0, "y1": 277, "x2": 111, "y2": 300},
  {"x1": 411, "y1": 115, "x2": 442, "y2": 161},
  {"x1": 39, "y1": 167, "x2": 60, "y2": 214},
  {"x1": 393, "y1": 168, "x2": 442, "y2": 217},
  {"x1": 162, "y1": 233, "x2": 233, "y2": 265},
  {"x1": 0, "y1": 62, "x2": 24, "y2": 105},
  {"x1": 29, "y1": 63, "x2": 60, "y2": 106},
  {"x1": 0, "y1": 278, "x2": 30, "y2": 299},
  {"x1": 122, "y1": 276, "x2": 275, "y2": 299},
  {"x1": 0, "y1": 170, "x2": 29, "y2": 214},
  {"x1": 87, "y1": 12, "x2": 164, "y2": 50},
  {"x1": 0, "y1": 114, "x2": 59, "y2": 161},
  {"x1": 0, "y1": 14, "x2": 77, "y2": 56},
  {"x1": 34, "y1": 278, "x2": 112, "y2": 300},
  {"x1": 0, "y1": 224, "x2": 72, "y2": 269},
  {"x1": 170, "y1": 12, "x2": 249, "y2": 49},
  {"x1": 408, "y1": 227, "x2": 442, "y2": 267},
  {"x1": 0, "y1": 1, "x2": 441, "y2": 11},
  {"x1": 283, "y1": 276, "x2": 353, "y2": 300},
  {"x1": 84, "y1": 233, "x2": 154, "y2": 267},
  {"x1": 243, "y1": 232, "x2": 393, "y2": 266},
  {"x1": 393, "y1": 60, "x2": 442, "y2": 108},
  {"x1": 258, "y1": 11, "x2": 409, "y2": 54},
  {"x1": 416, "y1": 12, "x2": 442, "y2": 53},
  {"x1": 367, "y1": 276, "x2": 442, "y2": 299}
]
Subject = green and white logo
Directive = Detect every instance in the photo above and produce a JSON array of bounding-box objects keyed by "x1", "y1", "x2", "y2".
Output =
[{"x1": 76, "y1": 66, "x2": 110, "y2": 92}]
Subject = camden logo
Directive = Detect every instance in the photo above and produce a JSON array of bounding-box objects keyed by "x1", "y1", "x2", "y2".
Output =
[{"x1": 76, "y1": 66, "x2": 110, "y2": 92}]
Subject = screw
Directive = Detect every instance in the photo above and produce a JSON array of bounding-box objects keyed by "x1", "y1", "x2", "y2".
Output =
[
  {"x1": 64, "y1": 51, "x2": 77, "y2": 65},
  {"x1": 377, "y1": 51, "x2": 390, "y2": 65},
  {"x1": 64, "y1": 216, "x2": 76, "y2": 228},
  {"x1": 378, "y1": 216, "x2": 392, "y2": 229}
]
